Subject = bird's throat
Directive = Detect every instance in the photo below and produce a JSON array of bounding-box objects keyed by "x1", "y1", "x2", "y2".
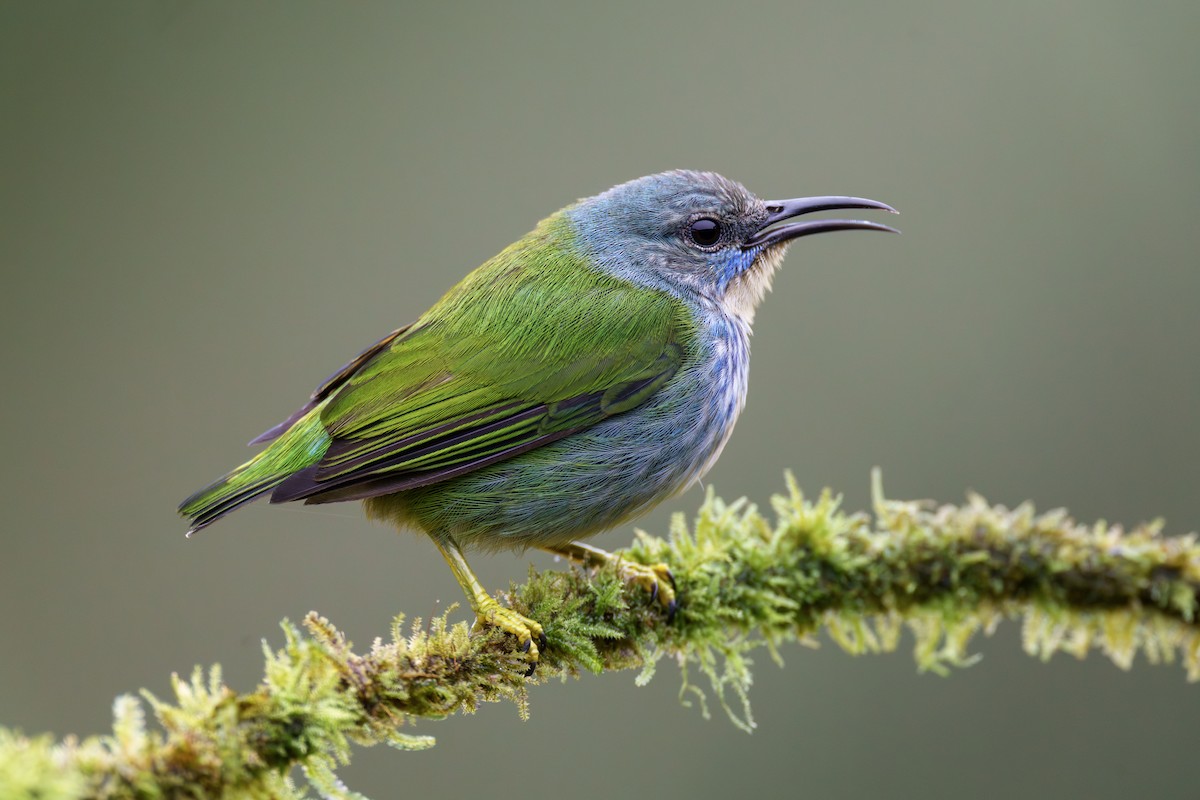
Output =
[{"x1": 722, "y1": 244, "x2": 788, "y2": 325}]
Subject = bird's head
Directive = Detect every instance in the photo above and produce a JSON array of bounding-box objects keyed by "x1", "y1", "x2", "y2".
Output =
[{"x1": 566, "y1": 170, "x2": 897, "y2": 324}]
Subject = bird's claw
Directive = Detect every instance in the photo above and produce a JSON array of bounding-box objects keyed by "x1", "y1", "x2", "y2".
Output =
[
  {"x1": 615, "y1": 560, "x2": 677, "y2": 619},
  {"x1": 472, "y1": 599, "x2": 545, "y2": 674}
]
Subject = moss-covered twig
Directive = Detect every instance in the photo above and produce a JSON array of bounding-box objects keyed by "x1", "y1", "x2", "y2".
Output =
[{"x1": 2, "y1": 471, "x2": 1198, "y2": 799}]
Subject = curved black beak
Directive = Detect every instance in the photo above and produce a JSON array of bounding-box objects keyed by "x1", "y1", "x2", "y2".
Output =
[{"x1": 743, "y1": 196, "x2": 899, "y2": 250}]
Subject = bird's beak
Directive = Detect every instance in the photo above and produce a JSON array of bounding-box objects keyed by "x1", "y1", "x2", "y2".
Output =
[{"x1": 742, "y1": 196, "x2": 899, "y2": 250}]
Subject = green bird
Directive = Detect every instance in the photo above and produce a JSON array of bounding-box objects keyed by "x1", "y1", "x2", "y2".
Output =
[{"x1": 179, "y1": 171, "x2": 897, "y2": 668}]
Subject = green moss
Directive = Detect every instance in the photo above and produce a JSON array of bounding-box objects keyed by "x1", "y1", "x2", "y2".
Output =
[{"x1": 3, "y1": 471, "x2": 1198, "y2": 798}]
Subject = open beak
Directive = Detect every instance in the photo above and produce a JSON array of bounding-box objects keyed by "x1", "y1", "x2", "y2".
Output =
[{"x1": 742, "y1": 196, "x2": 899, "y2": 250}]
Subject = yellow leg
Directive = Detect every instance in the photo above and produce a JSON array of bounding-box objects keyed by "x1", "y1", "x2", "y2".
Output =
[
  {"x1": 434, "y1": 537, "x2": 545, "y2": 671},
  {"x1": 542, "y1": 541, "x2": 677, "y2": 619}
]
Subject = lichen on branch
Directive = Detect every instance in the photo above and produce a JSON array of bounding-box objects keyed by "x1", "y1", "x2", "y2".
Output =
[{"x1": 2, "y1": 471, "x2": 1198, "y2": 799}]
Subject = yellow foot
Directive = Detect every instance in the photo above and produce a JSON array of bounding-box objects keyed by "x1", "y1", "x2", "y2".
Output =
[
  {"x1": 543, "y1": 541, "x2": 678, "y2": 620},
  {"x1": 614, "y1": 559, "x2": 678, "y2": 621},
  {"x1": 473, "y1": 597, "x2": 546, "y2": 675}
]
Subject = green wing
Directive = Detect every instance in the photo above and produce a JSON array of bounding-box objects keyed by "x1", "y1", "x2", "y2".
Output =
[{"x1": 271, "y1": 223, "x2": 692, "y2": 505}]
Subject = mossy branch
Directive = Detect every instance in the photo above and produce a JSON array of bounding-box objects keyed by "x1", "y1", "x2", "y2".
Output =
[{"x1": 3, "y1": 471, "x2": 1198, "y2": 799}]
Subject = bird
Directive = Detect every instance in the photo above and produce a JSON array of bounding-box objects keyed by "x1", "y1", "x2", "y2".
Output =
[{"x1": 179, "y1": 170, "x2": 897, "y2": 669}]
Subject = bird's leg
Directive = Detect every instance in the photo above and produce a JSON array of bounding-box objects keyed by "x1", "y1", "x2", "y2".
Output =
[
  {"x1": 541, "y1": 541, "x2": 677, "y2": 619},
  {"x1": 433, "y1": 536, "x2": 545, "y2": 670}
]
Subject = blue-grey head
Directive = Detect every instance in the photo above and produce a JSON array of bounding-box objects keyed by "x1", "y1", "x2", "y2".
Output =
[{"x1": 567, "y1": 170, "x2": 898, "y2": 324}]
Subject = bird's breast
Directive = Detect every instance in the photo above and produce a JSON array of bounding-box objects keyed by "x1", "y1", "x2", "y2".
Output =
[
  {"x1": 678, "y1": 307, "x2": 752, "y2": 480},
  {"x1": 615, "y1": 302, "x2": 752, "y2": 501}
]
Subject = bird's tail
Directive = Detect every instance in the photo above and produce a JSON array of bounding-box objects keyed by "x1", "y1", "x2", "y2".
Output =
[{"x1": 178, "y1": 408, "x2": 331, "y2": 534}]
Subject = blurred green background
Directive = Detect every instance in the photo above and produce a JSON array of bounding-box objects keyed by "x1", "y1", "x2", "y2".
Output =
[{"x1": 3, "y1": 2, "x2": 1198, "y2": 797}]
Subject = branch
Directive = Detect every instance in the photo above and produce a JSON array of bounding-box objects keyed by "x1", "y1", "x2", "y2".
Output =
[{"x1": 3, "y1": 471, "x2": 1198, "y2": 799}]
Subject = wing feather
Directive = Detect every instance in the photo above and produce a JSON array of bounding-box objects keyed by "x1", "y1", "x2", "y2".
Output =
[{"x1": 267, "y1": 216, "x2": 695, "y2": 506}]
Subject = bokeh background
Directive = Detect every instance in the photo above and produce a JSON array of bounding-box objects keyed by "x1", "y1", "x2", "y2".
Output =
[{"x1": 3, "y1": 2, "x2": 1199, "y2": 797}]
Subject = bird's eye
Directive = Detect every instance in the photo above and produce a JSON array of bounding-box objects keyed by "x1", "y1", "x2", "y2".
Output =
[{"x1": 687, "y1": 218, "x2": 722, "y2": 248}]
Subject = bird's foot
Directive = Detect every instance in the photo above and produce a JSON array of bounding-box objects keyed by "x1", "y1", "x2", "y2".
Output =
[
  {"x1": 472, "y1": 596, "x2": 546, "y2": 674},
  {"x1": 614, "y1": 559, "x2": 678, "y2": 621},
  {"x1": 543, "y1": 541, "x2": 677, "y2": 621}
]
